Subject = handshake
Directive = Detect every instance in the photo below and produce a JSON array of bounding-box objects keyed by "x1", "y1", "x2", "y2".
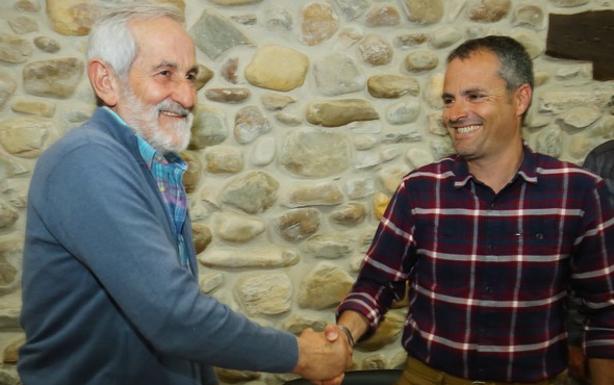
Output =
[{"x1": 292, "y1": 324, "x2": 355, "y2": 385}]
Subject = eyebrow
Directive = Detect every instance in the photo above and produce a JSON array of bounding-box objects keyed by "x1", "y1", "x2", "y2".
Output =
[
  {"x1": 441, "y1": 87, "x2": 487, "y2": 99},
  {"x1": 152, "y1": 61, "x2": 198, "y2": 75}
]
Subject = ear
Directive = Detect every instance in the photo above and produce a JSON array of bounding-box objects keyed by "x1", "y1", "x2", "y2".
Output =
[
  {"x1": 87, "y1": 59, "x2": 121, "y2": 107},
  {"x1": 513, "y1": 83, "x2": 532, "y2": 118}
]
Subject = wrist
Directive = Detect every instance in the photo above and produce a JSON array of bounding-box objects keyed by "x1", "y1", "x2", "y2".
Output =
[{"x1": 337, "y1": 324, "x2": 355, "y2": 348}]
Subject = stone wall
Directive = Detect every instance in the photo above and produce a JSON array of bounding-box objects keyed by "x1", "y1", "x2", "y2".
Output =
[{"x1": 0, "y1": 0, "x2": 613, "y2": 384}]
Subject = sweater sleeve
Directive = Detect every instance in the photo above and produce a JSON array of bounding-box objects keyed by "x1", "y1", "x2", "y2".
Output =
[{"x1": 37, "y1": 137, "x2": 298, "y2": 372}]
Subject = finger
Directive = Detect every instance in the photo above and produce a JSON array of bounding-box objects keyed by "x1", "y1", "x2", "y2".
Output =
[{"x1": 324, "y1": 324, "x2": 339, "y2": 342}]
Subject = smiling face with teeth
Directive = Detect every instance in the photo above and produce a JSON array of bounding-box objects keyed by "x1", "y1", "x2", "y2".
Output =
[
  {"x1": 442, "y1": 49, "x2": 531, "y2": 173},
  {"x1": 116, "y1": 16, "x2": 198, "y2": 154}
]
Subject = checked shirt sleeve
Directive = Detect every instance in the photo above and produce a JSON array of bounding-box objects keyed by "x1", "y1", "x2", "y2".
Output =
[
  {"x1": 572, "y1": 181, "x2": 614, "y2": 359},
  {"x1": 337, "y1": 179, "x2": 416, "y2": 336}
]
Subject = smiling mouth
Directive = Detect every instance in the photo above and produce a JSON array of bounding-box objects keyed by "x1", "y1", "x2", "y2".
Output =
[
  {"x1": 456, "y1": 124, "x2": 481, "y2": 134},
  {"x1": 159, "y1": 110, "x2": 187, "y2": 119}
]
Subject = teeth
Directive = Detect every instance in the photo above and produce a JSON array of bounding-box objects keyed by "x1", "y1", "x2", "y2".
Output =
[{"x1": 457, "y1": 125, "x2": 480, "y2": 134}]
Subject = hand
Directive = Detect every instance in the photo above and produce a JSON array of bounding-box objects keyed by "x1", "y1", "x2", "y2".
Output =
[
  {"x1": 568, "y1": 345, "x2": 588, "y2": 383},
  {"x1": 293, "y1": 327, "x2": 352, "y2": 385}
]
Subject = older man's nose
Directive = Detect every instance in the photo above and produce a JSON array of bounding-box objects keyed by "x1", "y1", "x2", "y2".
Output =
[{"x1": 172, "y1": 78, "x2": 196, "y2": 110}]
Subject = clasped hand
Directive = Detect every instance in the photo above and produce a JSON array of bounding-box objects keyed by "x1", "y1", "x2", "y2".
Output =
[{"x1": 293, "y1": 325, "x2": 353, "y2": 385}]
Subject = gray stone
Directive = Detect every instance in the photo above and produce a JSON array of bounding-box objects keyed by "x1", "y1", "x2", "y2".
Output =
[
  {"x1": 230, "y1": 14, "x2": 257, "y2": 25},
  {"x1": 220, "y1": 171, "x2": 279, "y2": 214},
  {"x1": 512, "y1": 30, "x2": 544, "y2": 59},
  {"x1": 275, "y1": 112, "x2": 302, "y2": 126},
  {"x1": 593, "y1": 116, "x2": 614, "y2": 140},
  {"x1": 430, "y1": 137, "x2": 455, "y2": 160},
  {"x1": 347, "y1": 121, "x2": 382, "y2": 134},
  {"x1": 286, "y1": 181, "x2": 344, "y2": 207},
  {"x1": 336, "y1": 26, "x2": 364, "y2": 49},
  {"x1": 379, "y1": 165, "x2": 410, "y2": 193},
  {"x1": 23, "y1": 57, "x2": 83, "y2": 98},
  {"x1": 264, "y1": 6, "x2": 293, "y2": 31},
  {"x1": 430, "y1": 26, "x2": 462, "y2": 48},
  {"x1": 282, "y1": 314, "x2": 328, "y2": 335},
  {"x1": 358, "y1": 35, "x2": 393, "y2": 66},
  {"x1": 215, "y1": 212, "x2": 265, "y2": 243},
  {"x1": 300, "y1": 233, "x2": 354, "y2": 259},
  {"x1": 406, "y1": 147, "x2": 434, "y2": 168},
  {"x1": 538, "y1": 89, "x2": 612, "y2": 114},
  {"x1": 535, "y1": 127, "x2": 562, "y2": 158},
  {"x1": 0, "y1": 34, "x2": 32, "y2": 63},
  {"x1": 367, "y1": 75, "x2": 420, "y2": 98},
  {"x1": 0, "y1": 117, "x2": 51, "y2": 158},
  {"x1": 428, "y1": 113, "x2": 447, "y2": 136},
  {"x1": 313, "y1": 54, "x2": 364, "y2": 96},
  {"x1": 334, "y1": 0, "x2": 370, "y2": 21},
  {"x1": 555, "y1": 65, "x2": 591, "y2": 81},
  {"x1": 234, "y1": 105, "x2": 271, "y2": 145},
  {"x1": 200, "y1": 247, "x2": 299, "y2": 269},
  {"x1": 11, "y1": 98, "x2": 56, "y2": 117},
  {"x1": 63, "y1": 103, "x2": 94, "y2": 124},
  {"x1": 0, "y1": 298, "x2": 20, "y2": 328},
  {"x1": 401, "y1": 0, "x2": 444, "y2": 24},
  {"x1": 279, "y1": 130, "x2": 352, "y2": 177},
  {"x1": 330, "y1": 202, "x2": 367, "y2": 226},
  {"x1": 344, "y1": 177, "x2": 376, "y2": 199},
  {"x1": 205, "y1": 88, "x2": 251, "y2": 104},
  {"x1": 0, "y1": 200, "x2": 18, "y2": 230},
  {"x1": 0, "y1": 73, "x2": 17, "y2": 108},
  {"x1": 220, "y1": 58, "x2": 239, "y2": 84},
  {"x1": 297, "y1": 262, "x2": 354, "y2": 309},
  {"x1": 189, "y1": 107, "x2": 228, "y2": 150},
  {"x1": 404, "y1": 50, "x2": 438, "y2": 72},
  {"x1": 46, "y1": 0, "x2": 99, "y2": 35},
  {"x1": 9, "y1": 16, "x2": 38, "y2": 34},
  {"x1": 275, "y1": 208, "x2": 321, "y2": 242},
  {"x1": 190, "y1": 9, "x2": 253, "y2": 60},
  {"x1": 205, "y1": 146, "x2": 243, "y2": 174},
  {"x1": 209, "y1": 0, "x2": 261, "y2": 4},
  {"x1": 382, "y1": 127, "x2": 423, "y2": 143},
  {"x1": 245, "y1": 45, "x2": 309, "y2": 91},
  {"x1": 354, "y1": 151, "x2": 381, "y2": 169},
  {"x1": 199, "y1": 271, "x2": 224, "y2": 294},
  {"x1": 424, "y1": 72, "x2": 445, "y2": 108},
  {"x1": 513, "y1": 4, "x2": 545, "y2": 29},
  {"x1": 301, "y1": 2, "x2": 339, "y2": 46},
  {"x1": 362, "y1": 354, "x2": 386, "y2": 369},
  {"x1": 386, "y1": 99, "x2": 421, "y2": 125},
  {"x1": 234, "y1": 272, "x2": 292, "y2": 316},
  {"x1": 2, "y1": 334, "x2": 25, "y2": 364},
  {"x1": 353, "y1": 134, "x2": 378, "y2": 151},
  {"x1": 357, "y1": 311, "x2": 404, "y2": 351},
  {"x1": 549, "y1": 0, "x2": 589, "y2": 6},
  {"x1": 250, "y1": 136, "x2": 276, "y2": 167},
  {"x1": 260, "y1": 93, "x2": 296, "y2": 111},
  {"x1": 306, "y1": 99, "x2": 378, "y2": 127},
  {"x1": 568, "y1": 135, "x2": 594, "y2": 160},
  {"x1": 467, "y1": 0, "x2": 511, "y2": 22},
  {"x1": 0, "y1": 369, "x2": 20, "y2": 385},
  {"x1": 366, "y1": 5, "x2": 401, "y2": 27},
  {"x1": 15, "y1": 0, "x2": 40, "y2": 12}
]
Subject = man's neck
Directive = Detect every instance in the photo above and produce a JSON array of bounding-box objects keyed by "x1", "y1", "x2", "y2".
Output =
[{"x1": 467, "y1": 143, "x2": 524, "y2": 194}]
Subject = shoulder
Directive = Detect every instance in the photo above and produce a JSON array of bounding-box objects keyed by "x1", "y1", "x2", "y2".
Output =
[{"x1": 402, "y1": 156, "x2": 457, "y2": 185}]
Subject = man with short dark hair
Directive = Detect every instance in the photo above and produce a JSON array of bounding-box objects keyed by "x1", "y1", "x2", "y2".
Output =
[
  {"x1": 18, "y1": 4, "x2": 350, "y2": 385},
  {"x1": 333, "y1": 36, "x2": 614, "y2": 385}
]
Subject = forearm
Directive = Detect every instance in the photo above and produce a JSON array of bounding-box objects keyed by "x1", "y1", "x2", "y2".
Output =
[
  {"x1": 589, "y1": 358, "x2": 614, "y2": 385},
  {"x1": 337, "y1": 310, "x2": 370, "y2": 343}
]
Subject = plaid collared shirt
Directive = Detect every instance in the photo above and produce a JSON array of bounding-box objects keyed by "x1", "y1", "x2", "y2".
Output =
[
  {"x1": 338, "y1": 146, "x2": 614, "y2": 382},
  {"x1": 104, "y1": 108, "x2": 192, "y2": 275}
]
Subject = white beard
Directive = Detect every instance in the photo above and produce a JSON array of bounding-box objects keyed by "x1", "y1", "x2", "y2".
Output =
[{"x1": 120, "y1": 87, "x2": 193, "y2": 154}]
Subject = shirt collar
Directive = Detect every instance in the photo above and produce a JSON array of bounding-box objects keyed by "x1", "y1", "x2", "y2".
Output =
[
  {"x1": 102, "y1": 107, "x2": 186, "y2": 170},
  {"x1": 452, "y1": 144, "x2": 539, "y2": 189}
]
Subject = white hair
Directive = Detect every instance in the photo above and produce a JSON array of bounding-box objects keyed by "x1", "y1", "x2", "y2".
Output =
[{"x1": 86, "y1": 3, "x2": 184, "y2": 78}]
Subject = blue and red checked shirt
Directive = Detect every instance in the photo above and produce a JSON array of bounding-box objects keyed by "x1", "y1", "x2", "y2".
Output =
[{"x1": 338, "y1": 146, "x2": 614, "y2": 382}]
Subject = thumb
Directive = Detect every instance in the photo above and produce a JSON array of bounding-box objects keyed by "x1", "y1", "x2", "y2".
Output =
[{"x1": 324, "y1": 324, "x2": 339, "y2": 342}]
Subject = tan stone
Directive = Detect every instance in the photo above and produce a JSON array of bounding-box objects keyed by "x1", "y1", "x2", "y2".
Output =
[
  {"x1": 330, "y1": 203, "x2": 367, "y2": 226},
  {"x1": 194, "y1": 64, "x2": 213, "y2": 91},
  {"x1": 2, "y1": 335, "x2": 25, "y2": 364},
  {"x1": 260, "y1": 93, "x2": 296, "y2": 111},
  {"x1": 0, "y1": 34, "x2": 32, "y2": 64},
  {"x1": 199, "y1": 247, "x2": 299, "y2": 269},
  {"x1": 297, "y1": 262, "x2": 354, "y2": 309},
  {"x1": 8, "y1": 16, "x2": 38, "y2": 34},
  {"x1": 362, "y1": 354, "x2": 387, "y2": 370},
  {"x1": 306, "y1": 99, "x2": 378, "y2": 127},
  {"x1": 11, "y1": 99, "x2": 56, "y2": 118},
  {"x1": 46, "y1": 0, "x2": 100, "y2": 36},
  {"x1": 286, "y1": 181, "x2": 344, "y2": 207},
  {"x1": 373, "y1": 192, "x2": 390, "y2": 220},
  {"x1": 401, "y1": 0, "x2": 444, "y2": 24},
  {"x1": 379, "y1": 165, "x2": 410, "y2": 194},
  {"x1": 300, "y1": 233, "x2": 354, "y2": 260},
  {"x1": 199, "y1": 271, "x2": 223, "y2": 293},
  {"x1": 220, "y1": 171, "x2": 279, "y2": 214},
  {"x1": 179, "y1": 150, "x2": 202, "y2": 193},
  {"x1": 234, "y1": 272, "x2": 292, "y2": 316},
  {"x1": 204, "y1": 146, "x2": 243, "y2": 174},
  {"x1": 467, "y1": 0, "x2": 511, "y2": 23},
  {"x1": 245, "y1": 45, "x2": 309, "y2": 91},
  {"x1": 15, "y1": 0, "x2": 41, "y2": 12},
  {"x1": 366, "y1": 5, "x2": 401, "y2": 27},
  {"x1": 357, "y1": 311, "x2": 405, "y2": 351},
  {"x1": 281, "y1": 314, "x2": 328, "y2": 335},
  {"x1": 214, "y1": 212, "x2": 265, "y2": 243},
  {"x1": 513, "y1": 4, "x2": 544, "y2": 29},
  {"x1": 276, "y1": 208, "x2": 321, "y2": 242},
  {"x1": 404, "y1": 50, "x2": 438, "y2": 72},
  {"x1": 0, "y1": 117, "x2": 51, "y2": 158},
  {"x1": 301, "y1": 2, "x2": 338, "y2": 46},
  {"x1": 0, "y1": 73, "x2": 17, "y2": 108},
  {"x1": 234, "y1": 106, "x2": 271, "y2": 144},
  {"x1": 205, "y1": 88, "x2": 250, "y2": 104},
  {"x1": 191, "y1": 223, "x2": 212, "y2": 254},
  {"x1": 209, "y1": 0, "x2": 262, "y2": 4},
  {"x1": 367, "y1": 75, "x2": 420, "y2": 98},
  {"x1": 23, "y1": 57, "x2": 84, "y2": 98},
  {"x1": 359, "y1": 35, "x2": 393, "y2": 66}
]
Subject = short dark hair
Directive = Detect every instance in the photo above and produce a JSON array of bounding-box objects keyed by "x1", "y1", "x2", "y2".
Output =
[{"x1": 447, "y1": 35, "x2": 534, "y2": 91}]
